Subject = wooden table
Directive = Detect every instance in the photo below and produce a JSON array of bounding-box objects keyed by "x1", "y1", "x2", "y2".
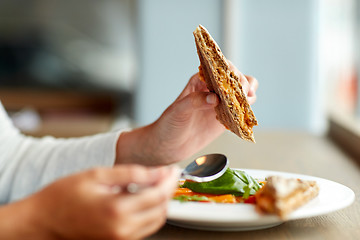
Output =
[{"x1": 148, "y1": 131, "x2": 360, "y2": 240}]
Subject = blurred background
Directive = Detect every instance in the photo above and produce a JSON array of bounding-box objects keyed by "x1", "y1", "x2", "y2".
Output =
[{"x1": 0, "y1": 0, "x2": 359, "y2": 154}]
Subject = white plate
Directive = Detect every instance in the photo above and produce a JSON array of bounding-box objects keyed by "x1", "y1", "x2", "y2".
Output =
[{"x1": 167, "y1": 169, "x2": 355, "y2": 231}]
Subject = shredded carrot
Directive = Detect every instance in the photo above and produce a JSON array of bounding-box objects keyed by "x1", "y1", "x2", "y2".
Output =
[
  {"x1": 174, "y1": 183, "x2": 263, "y2": 204},
  {"x1": 208, "y1": 194, "x2": 237, "y2": 203},
  {"x1": 174, "y1": 187, "x2": 246, "y2": 204},
  {"x1": 173, "y1": 188, "x2": 194, "y2": 197}
]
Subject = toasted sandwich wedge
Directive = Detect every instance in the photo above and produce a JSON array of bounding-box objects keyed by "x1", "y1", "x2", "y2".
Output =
[
  {"x1": 193, "y1": 25, "x2": 257, "y2": 142},
  {"x1": 255, "y1": 176, "x2": 320, "y2": 219}
]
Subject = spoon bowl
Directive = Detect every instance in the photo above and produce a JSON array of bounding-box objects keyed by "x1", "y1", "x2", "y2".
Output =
[{"x1": 181, "y1": 153, "x2": 228, "y2": 182}]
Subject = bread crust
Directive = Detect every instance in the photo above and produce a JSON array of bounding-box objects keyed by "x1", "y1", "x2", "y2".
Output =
[{"x1": 193, "y1": 25, "x2": 257, "y2": 142}]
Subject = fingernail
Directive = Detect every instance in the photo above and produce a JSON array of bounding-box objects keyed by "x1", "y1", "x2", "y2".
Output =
[{"x1": 206, "y1": 94, "x2": 217, "y2": 104}]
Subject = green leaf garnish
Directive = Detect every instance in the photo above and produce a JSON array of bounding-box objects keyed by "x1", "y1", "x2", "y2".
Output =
[{"x1": 182, "y1": 168, "x2": 261, "y2": 198}]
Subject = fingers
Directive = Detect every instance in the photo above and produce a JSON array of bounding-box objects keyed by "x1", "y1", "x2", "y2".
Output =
[
  {"x1": 245, "y1": 75, "x2": 259, "y2": 96},
  {"x1": 238, "y1": 73, "x2": 251, "y2": 96},
  {"x1": 112, "y1": 199, "x2": 167, "y2": 240},
  {"x1": 228, "y1": 61, "x2": 249, "y2": 93},
  {"x1": 228, "y1": 60, "x2": 242, "y2": 78},
  {"x1": 244, "y1": 75, "x2": 258, "y2": 105},
  {"x1": 228, "y1": 60, "x2": 258, "y2": 105},
  {"x1": 126, "y1": 168, "x2": 179, "y2": 239},
  {"x1": 115, "y1": 165, "x2": 179, "y2": 213},
  {"x1": 88, "y1": 165, "x2": 168, "y2": 190},
  {"x1": 178, "y1": 61, "x2": 258, "y2": 109},
  {"x1": 108, "y1": 166, "x2": 179, "y2": 239},
  {"x1": 176, "y1": 73, "x2": 209, "y2": 101},
  {"x1": 173, "y1": 91, "x2": 219, "y2": 117},
  {"x1": 131, "y1": 203, "x2": 167, "y2": 240}
]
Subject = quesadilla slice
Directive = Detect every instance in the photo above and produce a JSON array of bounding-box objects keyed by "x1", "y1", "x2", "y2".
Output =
[
  {"x1": 193, "y1": 24, "x2": 258, "y2": 142},
  {"x1": 255, "y1": 176, "x2": 320, "y2": 219}
]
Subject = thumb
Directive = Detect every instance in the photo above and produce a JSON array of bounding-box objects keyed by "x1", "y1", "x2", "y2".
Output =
[{"x1": 174, "y1": 91, "x2": 219, "y2": 115}]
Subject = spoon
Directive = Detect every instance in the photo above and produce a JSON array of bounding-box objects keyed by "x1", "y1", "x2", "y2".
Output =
[
  {"x1": 181, "y1": 153, "x2": 228, "y2": 182},
  {"x1": 119, "y1": 153, "x2": 228, "y2": 194}
]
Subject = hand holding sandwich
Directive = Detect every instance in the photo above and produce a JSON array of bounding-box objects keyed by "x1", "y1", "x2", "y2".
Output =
[
  {"x1": 117, "y1": 24, "x2": 258, "y2": 165},
  {"x1": 116, "y1": 64, "x2": 258, "y2": 166}
]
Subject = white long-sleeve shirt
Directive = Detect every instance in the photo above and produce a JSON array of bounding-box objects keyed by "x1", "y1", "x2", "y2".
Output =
[{"x1": 0, "y1": 102, "x2": 121, "y2": 204}]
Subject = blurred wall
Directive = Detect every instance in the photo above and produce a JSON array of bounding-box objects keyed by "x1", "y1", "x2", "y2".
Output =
[
  {"x1": 236, "y1": 0, "x2": 324, "y2": 133},
  {"x1": 135, "y1": 0, "x2": 326, "y2": 134},
  {"x1": 135, "y1": 0, "x2": 223, "y2": 125}
]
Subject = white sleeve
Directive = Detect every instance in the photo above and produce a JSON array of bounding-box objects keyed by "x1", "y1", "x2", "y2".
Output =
[{"x1": 0, "y1": 103, "x2": 122, "y2": 203}]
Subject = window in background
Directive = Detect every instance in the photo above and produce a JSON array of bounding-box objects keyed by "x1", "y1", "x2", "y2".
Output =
[
  {"x1": 320, "y1": 0, "x2": 360, "y2": 159},
  {"x1": 0, "y1": 0, "x2": 137, "y2": 92}
]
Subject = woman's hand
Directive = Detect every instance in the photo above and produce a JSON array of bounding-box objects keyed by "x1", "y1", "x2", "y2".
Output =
[
  {"x1": 1, "y1": 165, "x2": 178, "y2": 240},
  {"x1": 116, "y1": 62, "x2": 258, "y2": 165}
]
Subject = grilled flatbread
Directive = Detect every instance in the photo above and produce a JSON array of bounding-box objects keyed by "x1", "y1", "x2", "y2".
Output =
[
  {"x1": 193, "y1": 25, "x2": 258, "y2": 142},
  {"x1": 255, "y1": 176, "x2": 320, "y2": 219}
]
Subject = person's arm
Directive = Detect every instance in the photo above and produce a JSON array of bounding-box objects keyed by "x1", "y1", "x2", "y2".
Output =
[
  {"x1": 0, "y1": 103, "x2": 121, "y2": 203},
  {"x1": 0, "y1": 165, "x2": 178, "y2": 240}
]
